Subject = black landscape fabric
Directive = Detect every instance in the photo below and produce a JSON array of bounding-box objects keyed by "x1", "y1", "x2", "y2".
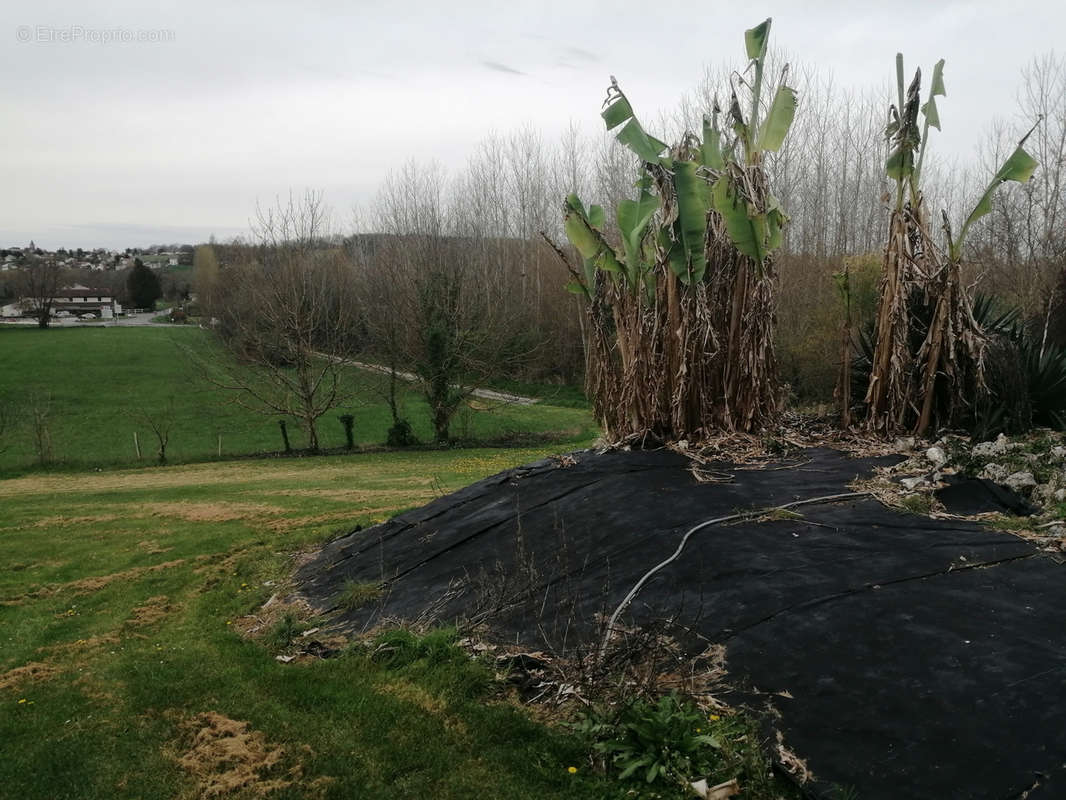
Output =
[{"x1": 296, "y1": 447, "x2": 1066, "y2": 799}]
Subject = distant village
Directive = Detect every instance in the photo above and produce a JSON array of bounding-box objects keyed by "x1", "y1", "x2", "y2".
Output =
[
  {"x1": 0, "y1": 241, "x2": 194, "y2": 272},
  {"x1": 0, "y1": 241, "x2": 195, "y2": 323}
]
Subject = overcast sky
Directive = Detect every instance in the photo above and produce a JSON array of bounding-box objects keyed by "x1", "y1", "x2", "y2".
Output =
[{"x1": 2, "y1": 0, "x2": 1063, "y2": 250}]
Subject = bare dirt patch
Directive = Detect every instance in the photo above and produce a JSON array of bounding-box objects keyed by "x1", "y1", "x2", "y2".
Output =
[
  {"x1": 127, "y1": 595, "x2": 176, "y2": 627},
  {"x1": 142, "y1": 502, "x2": 285, "y2": 524},
  {"x1": 262, "y1": 511, "x2": 370, "y2": 533},
  {"x1": 174, "y1": 712, "x2": 295, "y2": 798},
  {"x1": 29, "y1": 514, "x2": 121, "y2": 529},
  {"x1": 232, "y1": 595, "x2": 315, "y2": 640},
  {"x1": 0, "y1": 461, "x2": 396, "y2": 498},
  {"x1": 61, "y1": 558, "x2": 186, "y2": 596},
  {"x1": 138, "y1": 539, "x2": 173, "y2": 555},
  {"x1": 5, "y1": 559, "x2": 187, "y2": 604},
  {"x1": 266, "y1": 487, "x2": 436, "y2": 503},
  {"x1": 0, "y1": 660, "x2": 58, "y2": 691},
  {"x1": 36, "y1": 633, "x2": 121, "y2": 658}
]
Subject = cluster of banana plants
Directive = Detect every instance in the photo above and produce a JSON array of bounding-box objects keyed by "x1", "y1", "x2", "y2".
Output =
[
  {"x1": 862, "y1": 54, "x2": 1039, "y2": 437},
  {"x1": 557, "y1": 18, "x2": 797, "y2": 440}
]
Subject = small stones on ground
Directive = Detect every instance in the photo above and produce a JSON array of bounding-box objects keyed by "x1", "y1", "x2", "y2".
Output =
[
  {"x1": 900, "y1": 476, "x2": 927, "y2": 491},
  {"x1": 894, "y1": 436, "x2": 917, "y2": 453}
]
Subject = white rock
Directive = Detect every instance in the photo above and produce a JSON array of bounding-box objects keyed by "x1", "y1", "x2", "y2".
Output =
[
  {"x1": 1051, "y1": 446, "x2": 1066, "y2": 460},
  {"x1": 1055, "y1": 488, "x2": 1066, "y2": 502},
  {"x1": 1033, "y1": 483, "x2": 1057, "y2": 506},
  {"x1": 894, "y1": 436, "x2": 916, "y2": 453},
  {"x1": 925, "y1": 446, "x2": 948, "y2": 468},
  {"x1": 1004, "y1": 471, "x2": 1038, "y2": 494},
  {"x1": 975, "y1": 433, "x2": 1022, "y2": 458},
  {"x1": 980, "y1": 463, "x2": 1010, "y2": 482},
  {"x1": 900, "y1": 476, "x2": 926, "y2": 491}
]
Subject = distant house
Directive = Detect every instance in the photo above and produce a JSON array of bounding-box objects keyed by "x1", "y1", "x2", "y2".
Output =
[
  {"x1": 9, "y1": 284, "x2": 123, "y2": 320},
  {"x1": 50, "y1": 285, "x2": 123, "y2": 319}
]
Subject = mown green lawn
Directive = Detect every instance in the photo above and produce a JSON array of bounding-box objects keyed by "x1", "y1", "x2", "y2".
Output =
[
  {"x1": 0, "y1": 448, "x2": 630, "y2": 800},
  {"x1": 0, "y1": 327, "x2": 595, "y2": 474}
]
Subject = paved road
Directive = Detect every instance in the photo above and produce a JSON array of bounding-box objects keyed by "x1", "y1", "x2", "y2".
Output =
[{"x1": 1, "y1": 309, "x2": 187, "y2": 328}]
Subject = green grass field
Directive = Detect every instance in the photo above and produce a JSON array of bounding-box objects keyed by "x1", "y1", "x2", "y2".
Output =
[
  {"x1": 0, "y1": 327, "x2": 595, "y2": 474},
  {"x1": 0, "y1": 450, "x2": 795, "y2": 800},
  {"x1": 1, "y1": 449, "x2": 642, "y2": 800},
  {"x1": 0, "y1": 328, "x2": 797, "y2": 799}
]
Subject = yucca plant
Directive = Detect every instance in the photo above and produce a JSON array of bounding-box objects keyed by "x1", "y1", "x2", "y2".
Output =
[
  {"x1": 558, "y1": 19, "x2": 796, "y2": 441},
  {"x1": 864, "y1": 55, "x2": 1039, "y2": 437}
]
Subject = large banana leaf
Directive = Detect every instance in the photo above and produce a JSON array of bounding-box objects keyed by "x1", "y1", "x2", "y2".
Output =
[
  {"x1": 921, "y1": 58, "x2": 945, "y2": 130},
  {"x1": 953, "y1": 142, "x2": 1039, "y2": 259},
  {"x1": 563, "y1": 194, "x2": 624, "y2": 288},
  {"x1": 929, "y1": 58, "x2": 946, "y2": 97},
  {"x1": 588, "y1": 203, "x2": 606, "y2": 230},
  {"x1": 885, "y1": 146, "x2": 914, "y2": 181},
  {"x1": 757, "y1": 84, "x2": 798, "y2": 152},
  {"x1": 885, "y1": 68, "x2": 923, "y2": 182},
  {"x1": 924, "y1": 60, "x2": 946, "y2": 130},
  {"x1": 673, "y1": 160, "x2": 710, "y2": 283},
  {"x1": 712, "y1": 175, "x2": 765, "y2": 265},
  {"x1": 602, "y1": 88, "x2": 668, "y2": 163},
  {"x1": 701, "y1": 117, "x2": 725, "y2": 170},
  {"x1": 616, "y1": 188, "x2": 660, "y2": 286},
  {"x1": 745, "y1": 18, "x2": 771, "y2": 60}
]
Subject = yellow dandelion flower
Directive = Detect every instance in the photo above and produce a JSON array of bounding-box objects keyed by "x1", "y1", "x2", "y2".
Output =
[
  {"x1": 567, "y1": 766, "x2": 578, "y2": 774},
  {"x1": 17, "y1": 698, "x2": 27, "y2": 704},
  {"x1": 710, "y1": 714, "x2": 721, "y2": 721}
]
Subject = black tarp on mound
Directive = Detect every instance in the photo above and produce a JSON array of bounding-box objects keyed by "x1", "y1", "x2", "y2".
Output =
[{"x1": 296, "y1": 448, "x2": 1066, "y2": 800}]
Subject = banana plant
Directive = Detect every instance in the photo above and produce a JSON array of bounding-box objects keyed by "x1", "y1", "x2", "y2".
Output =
[
  {"x1": 555, "y1": 19, "x2": 798, "y2": 442},
  {"x1": 866, "y1": 51, "x2": 1042, "y2": 437},
  {"x1": 563, "y1": 18, "x2": 797, "y2": 292},
  {"x1": 885, "y1": 55, "x2": 945, "y2": 208},
  {"x1": 946, "y1": 123, "x2": 1040, "y2": 262}
]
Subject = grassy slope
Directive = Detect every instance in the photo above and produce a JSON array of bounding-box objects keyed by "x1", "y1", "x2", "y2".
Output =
[
  {"x1": 0, "y1": 327, "x2": 595, "y2": 473},
  {"x1": 0, "y1": 449, "x2": 624, "y2": 800},
  {"x1": 0, "y1": 329, "x2": 800, "y2": 799}
]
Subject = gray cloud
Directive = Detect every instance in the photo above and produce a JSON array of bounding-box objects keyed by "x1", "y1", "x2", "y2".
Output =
[{"x1": 482, "y1": 60, "x2": 526, "y2": 76}]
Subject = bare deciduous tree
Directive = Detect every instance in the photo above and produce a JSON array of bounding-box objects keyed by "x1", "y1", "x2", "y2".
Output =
[
  {"x1": 134, "y1": 401, "x2": 175, "y2": 465},
  {"x1": 354, "y1": 162, "x2": 535, "y2": 443},
  {"x1": 17, "y1": 255, "x2": 63, "y2": 328},
  {"x1": 198, "y1": 192, "x2": 363, "y2": 453}
]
